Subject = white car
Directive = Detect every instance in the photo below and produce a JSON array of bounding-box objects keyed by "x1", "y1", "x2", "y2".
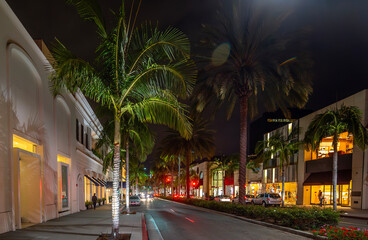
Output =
[
  {"x1": 214, "y1": 195, "x2": 231, "y2": 202},
  {"x1": 129, "y1": 195, "x2": 141, "y2": 206}
]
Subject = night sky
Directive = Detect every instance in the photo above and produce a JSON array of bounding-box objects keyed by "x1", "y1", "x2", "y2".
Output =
[{"x1": 6, "y1": 0, "x2": 368, "y2": 163}]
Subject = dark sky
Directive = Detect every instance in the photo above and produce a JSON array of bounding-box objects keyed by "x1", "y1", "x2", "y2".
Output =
[{"x1": 6, "y1": 0, "x2": 368, "y2": 162}]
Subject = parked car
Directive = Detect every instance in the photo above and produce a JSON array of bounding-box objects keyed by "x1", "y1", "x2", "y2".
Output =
[
  {"x1": 232, "y1": 194, "x2": 255, "y2": 204},
  {"x1": 129, "y1": 195, "x2": 141, "y2": 206},
  {"x1": 214, "y1": 195, "x2": 231, "y2": 202},
  {"x1": 251, "y1": 193, "x2": 282, "y2": 207}
]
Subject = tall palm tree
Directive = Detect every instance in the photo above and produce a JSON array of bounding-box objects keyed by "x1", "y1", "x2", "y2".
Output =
[
  {"x1": 50, "y1": 1, "x2": 196, "y2": 237},
  {"x1": 161, "y1": 117, "x2": 215, "y2": 198},
  {"x1": 255, "y1": 128, "x2": 300, "y2": 207},
  {"x1": 304, "y1": 105, "x2": 368, "y2": 210},
  {"x1": 192, "y1": 0, "x2": 312, "y2": 204}
]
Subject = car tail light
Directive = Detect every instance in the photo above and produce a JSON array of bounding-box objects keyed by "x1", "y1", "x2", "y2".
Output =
[{"x1": 267, "y1": 198, "x2": 270, "y2": 201}]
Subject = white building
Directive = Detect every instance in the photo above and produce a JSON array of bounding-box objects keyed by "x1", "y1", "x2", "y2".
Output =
[{"x1": 0, "y1": 1, "x2": 111, "y2": 233}]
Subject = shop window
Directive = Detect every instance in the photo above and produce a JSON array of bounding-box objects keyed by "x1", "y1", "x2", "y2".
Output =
[
  {"x1": 61, "y1": 165, "x2": 69, "y2": 208},
  {"x1": 305, "y1": 132, "x2": 353, "y2": 161},
  {"x1": 57, "y1": 155, "x2": 71, "y2": 211}
]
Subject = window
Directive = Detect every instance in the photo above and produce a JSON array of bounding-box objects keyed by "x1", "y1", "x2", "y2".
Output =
[
  {"x1": 199, "y1": 171, "x2": 203, "y2": 180},
  {"x1": 76, "y1": 119, "x2": 80, "y2": 141},
  {"x1": 61, "y1": 165, "x2": 69, "y2": 208},
  {"x1": 86, "y1": 127, "x2": 91, "y2": 150},
  {"x1": 81, "y1": 125, "x2": 84, "y2": 144}
]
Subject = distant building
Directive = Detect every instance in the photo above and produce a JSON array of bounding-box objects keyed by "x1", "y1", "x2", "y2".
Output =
[{"x1": 0, "y1": 1, "x2": 111, "y2": 233}]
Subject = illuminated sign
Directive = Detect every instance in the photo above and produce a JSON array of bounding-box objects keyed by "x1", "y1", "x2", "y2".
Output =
[{"x1": 267, "y1": 119, "x2": 295, "y2": 123}]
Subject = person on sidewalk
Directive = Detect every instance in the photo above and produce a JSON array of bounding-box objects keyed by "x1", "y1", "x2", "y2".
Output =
[
  {"x1": 92, "y1": 193, "x2": 97, "y2": 210},
  {"x1": 318, "y1": 190, "x2": 323, "y2": 207}
]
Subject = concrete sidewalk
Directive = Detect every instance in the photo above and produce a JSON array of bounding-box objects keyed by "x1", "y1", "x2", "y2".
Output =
[
  {"x1": 0, "y1": 204, "x2": 144, "y2": 240},
  {"x1": 338, "y1": 207, "x2": 368, "y2": 220}
]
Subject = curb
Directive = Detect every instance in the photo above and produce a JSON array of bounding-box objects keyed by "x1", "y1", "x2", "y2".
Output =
[
  {"x1": 158, "y1": 198, "x2": 327, "y2": 240},
  {"x1": 145, "y1": 214, "x2": 164, "y2": 240},
  {"x1": 141, "y1": 213, "x2": 148, "y2": 240}
]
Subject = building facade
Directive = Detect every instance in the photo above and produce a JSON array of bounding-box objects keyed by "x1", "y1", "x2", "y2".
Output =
[
  {"x1": 0, "y1": 1, "x2": 111, "y2": 234},
  {"x1": 259, "y1": 89, "x2": 368, "y2": 209}
]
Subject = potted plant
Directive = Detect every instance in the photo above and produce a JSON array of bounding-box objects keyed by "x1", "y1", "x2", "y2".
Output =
[
  {"x1": 98, "y1": 198, "x2": 102, "y2": 206},
  {"x1": 85, "y1": 200, "x2": 92, "y2": 209},
  {"x1": 102, "y1": 197, "x2": 106, "y2": 205}
]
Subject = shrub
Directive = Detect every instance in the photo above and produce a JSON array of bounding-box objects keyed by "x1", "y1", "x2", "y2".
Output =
[
  {"x1": 313, "y1": 226, "x2": 368, "y2": 239},
  {"x1": 160, "y1": 196, "x2": 339, "y2": 230}
]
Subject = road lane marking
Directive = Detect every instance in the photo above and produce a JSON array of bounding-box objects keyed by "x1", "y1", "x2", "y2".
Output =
[{"x1": 185, "y1": 217, "x2": 195, "y2": 223}]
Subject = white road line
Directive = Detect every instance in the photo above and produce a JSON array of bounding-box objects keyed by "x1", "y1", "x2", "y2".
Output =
[{"x1": 146, "y1": 213, "x2": 164, "y2": 240}]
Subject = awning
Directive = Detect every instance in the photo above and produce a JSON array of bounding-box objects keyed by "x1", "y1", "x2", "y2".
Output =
[
  {"x1": 303, "y1": 170, "x2": 351, "y2": 186},
  {"x1": 106, "y1": 181, "x2": 126, "y2": 188},
  {"x1": 91, "y1": 177, "x2": 103, "y2": 186},
  {"x1": 85, "y1": 175, "x2": 101, "y2": 186},
  {"x1": 94, "y1": 178, "x2": 106, "y2": 187}
]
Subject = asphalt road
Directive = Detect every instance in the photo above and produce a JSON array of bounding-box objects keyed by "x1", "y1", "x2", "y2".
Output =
[{"x1": 133, "y1": 198, "x2": 309, "y2": 240}]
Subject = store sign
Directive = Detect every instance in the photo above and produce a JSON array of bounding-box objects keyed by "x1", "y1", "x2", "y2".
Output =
[{"x1": 267, "y1": 119, "x2": 295, "y2": 123}]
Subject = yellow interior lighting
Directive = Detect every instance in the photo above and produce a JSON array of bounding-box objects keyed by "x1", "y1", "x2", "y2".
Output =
[
  {"x1": 57, "y1": 154, "x2": 71, "y2": 165},
  {"x1": 13, "y1": 134, "x2": 37, "y2": 153}
]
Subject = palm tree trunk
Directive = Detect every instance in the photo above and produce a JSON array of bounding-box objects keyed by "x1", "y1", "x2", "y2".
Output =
[
  {"x1": 186, "y1": 151, "x2": 190, "y2": 198},
  {"x1": 112, "y1": 117, "x2": 121, "y2": 238},
  {"x1": 125, "y1": 141, "x2": 130, "y2": 213},
  {"x1": 178, "y1": 155, "x2": 181, "y2": 195},
  {"x1": 332, "y1": 141, "x2": 338, "y2": 210},
  {"x1": 239, "y1": 95, "x2": 248, "y2": 204},
  {"x1": 136, "y1": 177, "x2": 139, "y2": 195},
  {"x1": 171, "y1": 164, "x2": 174, "y2": 196},
  {"x1": 281, "y1": 165, "x2": 285, "y2": 207}
]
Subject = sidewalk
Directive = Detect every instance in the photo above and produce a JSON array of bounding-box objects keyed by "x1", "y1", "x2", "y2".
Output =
[
  {"x1": 0, "y1": 204, "x2": 145, "y2": 240},
  {"x1": 338, "y1": 207, "x2": 368, "y2": 220}
]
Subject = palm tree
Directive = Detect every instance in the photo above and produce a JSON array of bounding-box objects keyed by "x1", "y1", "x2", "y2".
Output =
[
  {"x1": 129, "y1": 159, "x2": 146, "y2": 195},
  {"x1": 255, "y1": 128, "x2": 300, "y2": 207},
  {"x1": 160, "y1": 155, "x2": 178, "y2": 196},
  {"x1": 192, "y1": 0, "x2": 312, "y2": 204},
  {"x1": 304, "y1": 105, "x2": 368, "y2": 210},
  {"x1": 50, "y1": 1, "x2": 196, "y2": 237},
  {"x1": 161, "y1": 117, "x2": 215, "y2": 198},
  {"x1": 96, "y1": 112, "x2": 154, "y2": 213}
]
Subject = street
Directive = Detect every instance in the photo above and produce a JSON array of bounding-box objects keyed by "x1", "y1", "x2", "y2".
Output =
[{"x1": 135, "y1": 198, "x2": 309, "y2": 240}]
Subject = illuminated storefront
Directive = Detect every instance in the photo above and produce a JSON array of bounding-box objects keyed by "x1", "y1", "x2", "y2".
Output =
[
  {"x1": 246, "y1": 182, "x2": 262, "y2": 196},
  {"x1": 211, "y1": 170, "x2": 224, "y2": 196},
  {"x1": 305, "y1": 132, "x2": 353, "y2": 161},
  {"x1": 264, "y1": 182, "x2": 297, "y2": 204},
  {"x1": 304, "y1": 171, "x2": 352, "y2": 206}
]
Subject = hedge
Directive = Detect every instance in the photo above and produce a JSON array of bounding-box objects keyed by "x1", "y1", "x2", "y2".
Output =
[{"x1": 160, "y1": 196, "x2": 339, "y2": 230}]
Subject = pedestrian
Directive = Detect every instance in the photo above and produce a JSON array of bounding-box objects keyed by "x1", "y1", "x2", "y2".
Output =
[
  {"x1": 92, "y1": 193, "x2": 97, "y2": 210},
  {"x1": 318, "y1": 190, "x2": 323, "y2": 207}
]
